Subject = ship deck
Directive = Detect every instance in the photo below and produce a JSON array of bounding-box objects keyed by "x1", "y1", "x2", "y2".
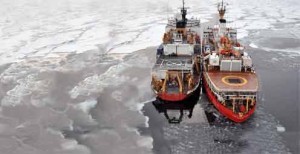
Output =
[{"x1": 205, "y1": 71, "x2": 258, "y2": 92}]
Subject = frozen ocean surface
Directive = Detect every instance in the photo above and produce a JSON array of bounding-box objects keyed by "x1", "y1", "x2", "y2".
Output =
[{"x1": 0, "y1": 0, "x2": 299, "y2": 154}]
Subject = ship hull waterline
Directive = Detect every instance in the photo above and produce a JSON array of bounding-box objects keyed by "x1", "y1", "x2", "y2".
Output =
[
  {"x1": 153, "y1": 82, "x2": 200, "y2": 102},
  {"x1": 203, "y1": 77, "x2": 256, "y2": 123}
]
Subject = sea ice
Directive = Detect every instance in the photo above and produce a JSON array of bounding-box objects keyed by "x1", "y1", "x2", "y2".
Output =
[
  {"x1": 75, "y1": 99, "x2": 98, "y2": 114},
  {"x1": 249, "y1": 43, "x2": 258, "y2": 48},
  {"x1": 277, "y1": 126, "x2": 286, "y2": 132}
]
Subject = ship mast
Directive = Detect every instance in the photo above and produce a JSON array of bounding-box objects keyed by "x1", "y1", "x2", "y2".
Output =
[
  {"x1": 181, "y1": 0, "x2": 187, "y2": 22},
  {"x1": 218, "y1": 0, "x2": 226, "y2": 23},
  {"x1": 176, "y1": 0, "x2": 187, "y2": 28}
]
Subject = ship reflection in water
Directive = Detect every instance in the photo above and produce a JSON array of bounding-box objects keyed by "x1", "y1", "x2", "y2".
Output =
[
  {"x1": 151, "y1": 88, "x2": 208, "y2": 124},
  {"x1": 151, "y1": 92, "x2": 225, "y2": 125},
  {"x1": 152, "y1": 98, "x2": 198, "y2": 124}
]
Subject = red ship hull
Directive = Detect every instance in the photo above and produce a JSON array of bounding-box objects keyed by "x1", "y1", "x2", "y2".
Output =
[
  {"x1": 203, "y1": 78, "x2": 256, "y2": 123},
  {"x1": 156, "y1": 84, "x2": 200, "y2": 102},
  {"x1": 158, "y1": 93, "x2": 188, "y2": 102}
]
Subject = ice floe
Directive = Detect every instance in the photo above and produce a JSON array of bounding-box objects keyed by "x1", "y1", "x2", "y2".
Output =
[
  {"x1": 249, "y1": 43, "x2": 258, "y2": 48},
  {"x1": 74, "y1": 99, "x2": 98, "y2": 114},
  {"x1": 277, "y1": 126, "x2": 286, "y2": 132}
]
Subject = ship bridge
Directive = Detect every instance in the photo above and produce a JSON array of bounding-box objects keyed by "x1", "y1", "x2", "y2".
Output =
[{"x1": 167, "y1": 19, "x2": 200, "y2": 28}]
